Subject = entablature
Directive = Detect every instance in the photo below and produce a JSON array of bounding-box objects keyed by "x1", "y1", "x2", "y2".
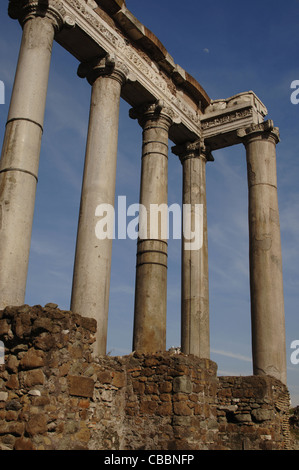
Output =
[
  {"x1": 201, "y1": 91, "x2": 268, "y2": 150},
  {"x1": 8, "y1": 1, "x2": 270, "y2": 149},
  {"x1": 50, "y1": 0, "x2": 209, "y2": 143}
]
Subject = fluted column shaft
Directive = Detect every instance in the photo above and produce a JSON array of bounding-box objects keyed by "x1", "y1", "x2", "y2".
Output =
[
  {"x1": 71, "y1": 56, "x2": 128, "y2": 356},
  {"x1": 239, "y1": 120, "x2": 287, "y2": 384},
  {"x1": 0, "y1": 2, "x2": 66, "y2": 309},
  {"x1": 173, "y1": 141, "x2": 213, "y2": 358},
  {"x1": 131, "y1": 102, "x2": 173, "y2": 353}
]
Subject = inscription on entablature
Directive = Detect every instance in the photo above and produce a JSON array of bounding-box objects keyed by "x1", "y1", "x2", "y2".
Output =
[{"x1": 201, "y1": 108, "x2": 253, "y2": 130}]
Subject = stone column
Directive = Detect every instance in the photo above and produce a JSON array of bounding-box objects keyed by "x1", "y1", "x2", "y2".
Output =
[
  {"x1": 0, "y1": 1, "x2": 68, "y2": 309},
  {"x1": 71, "y1": 55, "x2": 128, "y2": 356},
  {"x1": 238, "y1": 120, "x2": 287, "y2": 384},
  {"x1": 130, "y1": 101, "x2": 173, "y2": 353},
  {"x1": 172, "y1": 141, "x2": 213, "y2": 358}
]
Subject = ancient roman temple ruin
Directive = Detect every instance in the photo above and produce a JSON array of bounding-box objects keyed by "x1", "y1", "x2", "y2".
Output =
[
  {"x1": 0, "y1": 0, "x2": 287, "y2": 383},
  {"x1": 0, "y1": 0, "x2": 287, "y2": 423}
]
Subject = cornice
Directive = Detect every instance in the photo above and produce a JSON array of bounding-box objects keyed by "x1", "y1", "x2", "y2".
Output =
[{"x1": 54, "y1": 0, "x2": 204, "y2": 139}]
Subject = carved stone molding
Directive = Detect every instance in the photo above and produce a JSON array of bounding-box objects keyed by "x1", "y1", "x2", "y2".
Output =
[
  {"x1": 8, "y1": 0, "x2": 75, "y2": 31},
  {"x1": 129, "y1": 100, "x2": 180, "y2": 130},
  {"x1": 54, "y1": 0, "x2": 201, "y2": 137},
  {"x1": 237, "y1": 119, "x2": 280, "y2": 145},
  {"x1": 172, "y1": 140, "x2": 214, "y2": 164},
  {"x1": 201, "y1": 91, "x2": 268, "y2": 150},
  {"x1": 77, "y1": 53, "x2": 130, "y2": 86},
  {"x1": 204, "y1": 91, "x2": 267, "y2": 118}
]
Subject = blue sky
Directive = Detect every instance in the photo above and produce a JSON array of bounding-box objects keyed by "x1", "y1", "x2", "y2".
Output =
[{"x1": 0, "y1": 0, "x2": 299, "y2": 406}]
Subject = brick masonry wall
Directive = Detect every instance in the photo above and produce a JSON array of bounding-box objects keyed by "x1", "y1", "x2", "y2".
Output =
[
  {"x1": 0, "y1": 305, "x2": 292, "y2": 450},
  {"x1": 217, "y1": 376, "x2": 291, "y2": 450}
]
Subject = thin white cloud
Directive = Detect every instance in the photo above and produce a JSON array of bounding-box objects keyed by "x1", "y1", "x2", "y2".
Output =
[{"x1": 211, "y1": 348, "x2": 252, "y2": 363}]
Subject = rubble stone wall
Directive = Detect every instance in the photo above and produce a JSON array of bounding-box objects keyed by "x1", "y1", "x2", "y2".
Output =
[{"x1": 0, "y1": 305, "x2": 291, "y2": 450}]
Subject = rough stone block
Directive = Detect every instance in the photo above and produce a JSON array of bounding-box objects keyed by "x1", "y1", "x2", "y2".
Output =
[
  {"x1": 160, "y1": 393, "x2": 171, "y2": 402},
  {"x1": 80, "y1": 317, "x2": 97, "y2": 333},
  {"x1": 145, "y1": 383, "x2": 158, "y2": 394},
  {"x1": 32, "y1": 317, "x2": 54, "y2": 333},
  {"x1": 173, "y1": 402, "x2": 193, "y2": 416},
  {"x1": 44, "y1": 303, "x2": 58, "y2": 309},
  {"x1": 19, "y1": 348, "x2": 45, "y2": 369},
  {"x1": 6, "y1": 355, "x2": 19, "y2": 373},
  {"x1": 26, "y1": 415, "x2": 47, "y2": 436},
  {"x1": 68, "y1": 375, "x2": 94, "y2": 398},
  {"x1": 252, "y1": 408, "x2": 273, "y2": 422},
  {"x1": 111, "y1": 371, "x2": 126, "y2": 388},
  {"x1": 97, "y1": 370, "x2": 113, "y2": 384},
  {"x1": 34, "y1": 333, "x2": 56, "y2": 351},
  {"x1": 234, "y1": 413, "x2": 252, "y2": 423},
  {"x1": 173, "y1": 376, "x2": 192, "y2": 394},
  {"x1": 157, "y1": 403, "x2": 172, "y2": 416},
  {"x1": 6, "y1": 374, "x2": 19, "y2": 390},
  {"x1": 159, "y1": 381, "x2": 172, "y2": 393},
  {"x1": 14, "y1": 436, "x2": 35, "y2": 450},
  {"x1": 0, "y1": 319, "x2": 10, "y2": 335},
  {"x1": 0, "y1": 392, "x2": 8, "y2": 402},
  {"x1": 0, "y1": 421, "x2": 24, "y2": 436},
  {"x1": 133, "y1": 380, "x2": 145, "y2": 395},
  {"x1": 22, "y1": 369, "x2": 45, "y2": 387},
  {"x1": 140, "y1": 400, "x2": 158, "y2": 414}
]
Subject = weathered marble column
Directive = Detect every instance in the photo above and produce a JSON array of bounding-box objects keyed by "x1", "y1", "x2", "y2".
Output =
[
  {"x1": 238, "y1": 120, "x2": 287, "y2": 384},
  {"x1": 0, "y1": 1, "x2": 67, "y2": 309},
  {"x1": 172, "y1": 141, "x2": 213, "y2": 358},
  {"x1": 130, "y1": 101, "x2": 173, "y2": 353},
  {"x1": 71, "y1": 55, "x2": 128, "y2": 356}
]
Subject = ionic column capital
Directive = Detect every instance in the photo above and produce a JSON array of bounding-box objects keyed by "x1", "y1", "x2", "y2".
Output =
[
  {"x1": 237, "y1": 119, "x2": 280, "y2": 145},
  {"x1": 77, "y1": 54, "x2": 130, "y2": 86},
  {"x1": 172, "y1": 140, "x2": 214, "y2": 165},
  {"x1": 8, "y1": 0, "x2": 75, "y2": 32},
  {"x1": 129, "y1": 100, "x2": 179, "y2": 130}
]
